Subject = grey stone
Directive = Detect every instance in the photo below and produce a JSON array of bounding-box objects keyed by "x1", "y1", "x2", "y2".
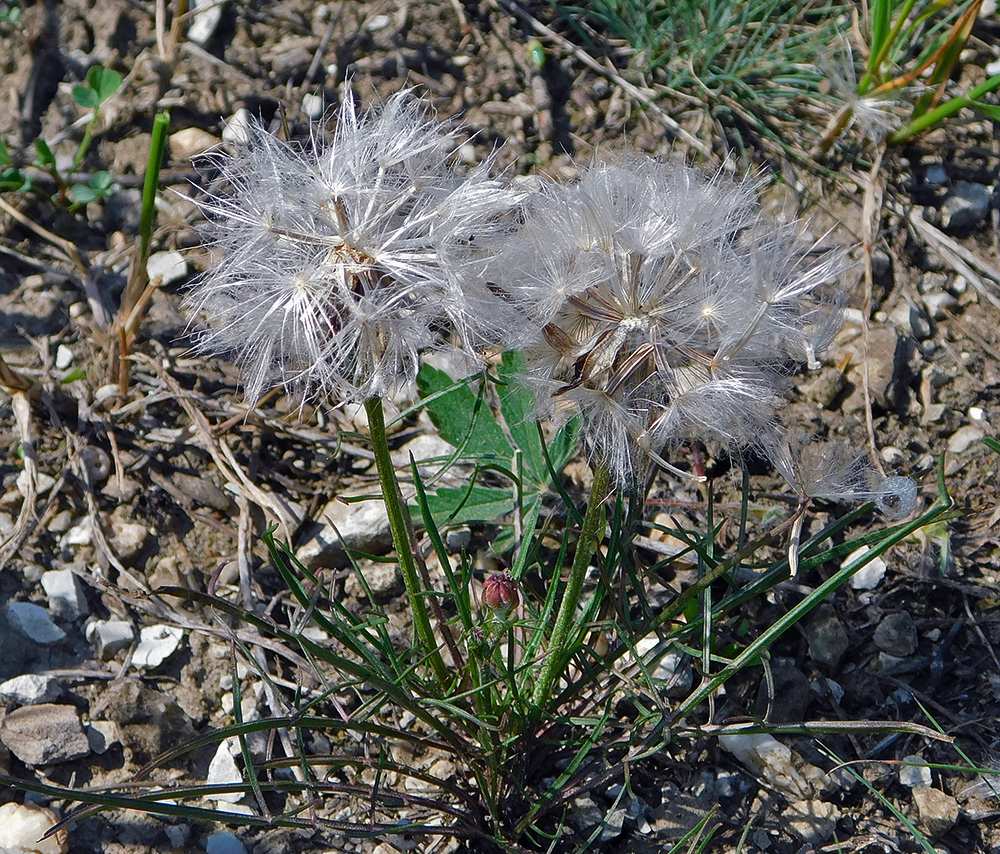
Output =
[
  {"x1": 187, "y1": 0, "x2": 226, "y2": 47},
  {"x1": 297, "y1": 496, "x2": 392, "y2": 569},
  {"x1": 566, "y1": 796, "x2": 604, "y2": 833},
  {"x1": 205, "y1": 831, "x2": 248, "y2": 854},
  {"x1": 0, "y1": 674, "x2": 62, "y2": 705},
  {"x1": 900, "y1": 755, "x2": 933, "y2": 788},
  {"x1": 87, "y1": 618, "x2": 135, "y2": 660},
  {"x1": 20, "y1": 562, "x2": 46, "y2": 583},
  {"x1": 940, "y1": 182, "x2": 992, "y2": 232},
  {"x1": 41, "y1": 570, "x2": 88, "y2": 621},
  {"x1": 108, "y1": 506, "x2": 151, "y2": 565},
  {"x1": 844, "y1": 324, "x2": 916, "y2": 413},
  {"x1": 807, "y1": 605, "x2": 850, "y2": 669},
  {"x1": 922, "y1": 290, "x2": 957, "y2": 320},
  {"x1": 206, "y1": 739, "x2": 244, "y2": 804},
  {"x1": 391, "y1": 433, "x2": 457, "y2": 477},
  {"x1": 446, "y1": 527, "x2": 472, "y2": 553},
  {"x1": 890, "y1": 302, "x2": 932, "y2": 340},
  {"x1": 344, "y1": 563, "x2": 404, "y2": 604},
  {"x1": 925, "y1": 165, "x2": 948, "y2": 185},
  {"x1": 948, "y1": 425, "x2": 985, "y2": 454},
  {"x1": 784, "y1": 798, "x2": 841, "y2": 844},
  {"x1": 720, "y1": 732, "x2": 830, "y2": 800},
  {"x1": 89, "y1": 679, "x2": 195, "y2": 765},
  {"x1": 755, "y1": 658, "x2": 810, "y2": 723},
  {"x1": 0, "y1": 703, "x2": 90, "y2": 765},
  {"x1": 874, "y1": 611, "x2": 918, "y2": 657},
  {"x1": 912, "y1": 786, "x2": 959, "y2": 837},
  {"x1": 6, "y1": 603, "x2": 65, "y2": 644},
  {"x1": 598, "y1": 807, "x2": 627, "y2": 842},
  {"x1": 86, "y1": 720, "x2": 119, "y2": 754}
]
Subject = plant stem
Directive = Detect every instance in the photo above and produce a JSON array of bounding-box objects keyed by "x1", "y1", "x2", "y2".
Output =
[
  {"x1": 529, "y1": 461, "x2": 610, "y2": 718},
  {"x1": 364, "y1": 396, "x2": 449, "y2": 688}
]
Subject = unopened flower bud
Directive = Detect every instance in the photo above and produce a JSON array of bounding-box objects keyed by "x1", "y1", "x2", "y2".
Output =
[{"x1": 482, "y1": 573, "x2": 518, "y2": 613}]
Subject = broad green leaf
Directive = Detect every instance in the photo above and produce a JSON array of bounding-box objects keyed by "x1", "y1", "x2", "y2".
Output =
[
  {"x1": 420, "y1": 485, "x2": 515, "y2": 525},
  {"x1": 69, "y1": 183, "x2": 99, "y2": 204},
  {"x1": 90, "y1": 170, "x2": 114, "y2": 191},
  {"x1": 0, "y1": 166, "x2": 27, "y2": 192},
  {"x1": 497, "y1": 351, "x2": 546, "y2": 484},
  {"x1": 72, "y1": 84, "x2": 98, "y2": 109},
  {"x1": 416, "y1": 364, "x2": 512, "y2": 461}
]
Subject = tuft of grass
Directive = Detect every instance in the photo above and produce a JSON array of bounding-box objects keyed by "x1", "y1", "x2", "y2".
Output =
[{"x1": 548, "y1": 0, "x2": 843, "y2": 161}]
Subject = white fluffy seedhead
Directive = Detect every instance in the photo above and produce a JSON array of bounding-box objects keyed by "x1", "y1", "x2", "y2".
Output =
[
  {"x1": 187, "y1": 92, "x2": 518, "y2": 404},
  {"x1": 490, "y1": 156, "x2": 849, "y2": 488}
]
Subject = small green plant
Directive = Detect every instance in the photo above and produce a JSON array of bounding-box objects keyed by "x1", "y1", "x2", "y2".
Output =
[
  {"x1": 0, "y1": 1, "x2": 20, "y2": 25},
  {"x1": 0, "y1": 65, "x2": 121, "y2": 207}
]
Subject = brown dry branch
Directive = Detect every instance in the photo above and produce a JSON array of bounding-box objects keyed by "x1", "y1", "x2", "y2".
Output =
[
  {"x1": 861, "y1": 145, "x2": 886, "y2": 474},
  {"x1": 0, "y1": 392, "x2": 38, "y2": 570}
]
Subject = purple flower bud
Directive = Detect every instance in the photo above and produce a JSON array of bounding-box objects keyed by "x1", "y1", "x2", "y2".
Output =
[{"x1": 482, "y1": 573, "x2": 518, "y2": 613}]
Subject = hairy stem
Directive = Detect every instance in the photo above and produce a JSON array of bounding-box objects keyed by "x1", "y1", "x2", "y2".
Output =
[
  {"x1": 364, "y1": 396, "x2": 449, "y2": 688},
  {"x1": 530, "y1": 462, "x2": 610, "y2": 718}
]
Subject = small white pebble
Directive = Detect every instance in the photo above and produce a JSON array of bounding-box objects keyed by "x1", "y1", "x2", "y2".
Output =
[
  {"x1": 846, "y1": 546, "x2": 886, "y2": 590},
  {"x1": 968, "y1": 406, "x2": 986, "y2": 422},
  {"x1": 55, "y1": 345, "x2": 73, "y2": 370},
  {"x1": 302, "y1": 93, "x2": 324, "y2": 120},
  {"x1": 222, "y1": 109, "x2": 252, "y2": 146},
  {"x1": 365, "y1": 13, "x2": 391, "y2": 31},
  {"x1": 147, "y1": 250, "x2": 188, "y2": 287}
]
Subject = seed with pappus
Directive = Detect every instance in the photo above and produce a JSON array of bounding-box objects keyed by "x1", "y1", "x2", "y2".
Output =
[
  {"x1": 186, "y1": 91, "x2": 515, "y2": 405},
  {"x1": 488, "y1": 157, "x2": 848, "y2": 488},
  {"x1": 769, "y1": 431, "x2": 918, "y2": 519}
]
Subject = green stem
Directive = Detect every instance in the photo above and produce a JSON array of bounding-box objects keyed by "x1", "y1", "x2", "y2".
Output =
[
  {"x1": 890, "y1": 72, "x2": 1000, "y2": 143},
  {"x1": 364, "y1": 396, "x2": 449, "y2": 688},
  {"x1": 529, "y1": 462, "x2": 610, "y2": 718}
]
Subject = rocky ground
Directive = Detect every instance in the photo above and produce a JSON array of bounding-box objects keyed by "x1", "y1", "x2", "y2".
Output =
[{"x1": 0, "y1": 1, "x2": 999, "y2": 853}]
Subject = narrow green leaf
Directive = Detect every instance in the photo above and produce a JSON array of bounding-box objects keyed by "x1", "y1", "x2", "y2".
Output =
[
  {"x1": 139, "y1": 111, "x2": 170, "y2": 260},
  {"x1": 0, "y1": 137, "x2": 9, "y2": 167},
  {"x1": 970, "y1": 99, "x2": 1000, "y2": 122},
  {"x1": 33, "y1": 138, "x2": 56, "y2": 169}
]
